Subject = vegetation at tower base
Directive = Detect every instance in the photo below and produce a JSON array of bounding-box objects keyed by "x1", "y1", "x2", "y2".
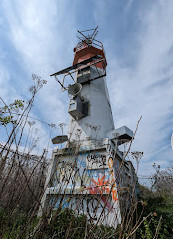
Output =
[
  {"x1": 136, "y1": 167, "x2": 173, "y2": 238},
  {"x1": 0, "y1": 75, "x2": 173, "y2": 238},
  {"x1": 0, "y1": 187, "x2": 172, "y2": 238}
]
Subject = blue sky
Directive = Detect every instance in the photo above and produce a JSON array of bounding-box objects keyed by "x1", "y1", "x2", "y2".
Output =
[{"x1": 0, "y1": 0, "x2": 173, "y2": 180}]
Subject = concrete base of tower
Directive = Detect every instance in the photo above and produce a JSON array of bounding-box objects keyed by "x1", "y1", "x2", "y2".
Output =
[
  {"x1": 40, "y1": 192, "x2": 121, "y2": 228},
  {"x1": 38, "y1": 137, "x2": 136, "y2": 229}
]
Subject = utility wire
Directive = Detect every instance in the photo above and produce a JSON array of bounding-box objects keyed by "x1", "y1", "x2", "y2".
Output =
[{"x1": 8, "y1": 112, "x2": 59, "y2": 129}]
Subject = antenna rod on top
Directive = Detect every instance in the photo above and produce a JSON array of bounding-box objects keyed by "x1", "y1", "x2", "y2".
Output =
[{"x1": 91, "y1": 26, "x2": 98, "y2": 39}]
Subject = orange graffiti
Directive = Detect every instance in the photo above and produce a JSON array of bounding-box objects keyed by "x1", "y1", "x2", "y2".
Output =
[
  {"x1": 108, "y1": 157, "x2": 113, "y2": 168},
  {"x1": 92, "y1": 175, "x2": 108, "y2": 187},
  {"x1": 111, "y1": 178, "x2": 115, "y2": 185},
  {"x1": 87, "y1": 175, "x2": 109, "y2": 194},
  {"x1": 86, "y1": 175, "x2": 118, "y2": 202},
  {"x1": 112, "y1": 187, "x2": 118, "y2": 201}
]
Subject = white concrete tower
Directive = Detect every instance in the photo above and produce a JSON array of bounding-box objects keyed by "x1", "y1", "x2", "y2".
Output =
[
  {"x1": 39, "y1": 28, "x2": 134, "y2": 228},
  {"x1": 67, "y1": 37, "x2": 114, "y2": 146}
]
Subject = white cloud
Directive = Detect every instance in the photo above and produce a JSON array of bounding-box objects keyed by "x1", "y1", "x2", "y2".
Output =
[
  {"x1": 1, "y1": 0, "x2": 78, "y2": 130},
  {"x1": 0, "y1": 65, "x2": 19, "y2": 102},
  {"x1": 105, "y1": 0, "x2": 173, "y2": 175},
  {"x1": 0, "y1": 0, "x2": 79, "y2": 154}
]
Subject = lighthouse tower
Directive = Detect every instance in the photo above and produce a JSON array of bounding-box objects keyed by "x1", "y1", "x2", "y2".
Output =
[
  {"x1": 67, "y1": 33, "x2": 114, "y2": 145},
  {"x1": 39, "y1": 28, "x2": 134, "y2": 228}
]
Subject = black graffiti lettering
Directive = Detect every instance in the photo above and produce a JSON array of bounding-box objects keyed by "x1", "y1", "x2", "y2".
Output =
[{"x1": 87, "y1": 154, "x2": 107, "y2": 167}]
